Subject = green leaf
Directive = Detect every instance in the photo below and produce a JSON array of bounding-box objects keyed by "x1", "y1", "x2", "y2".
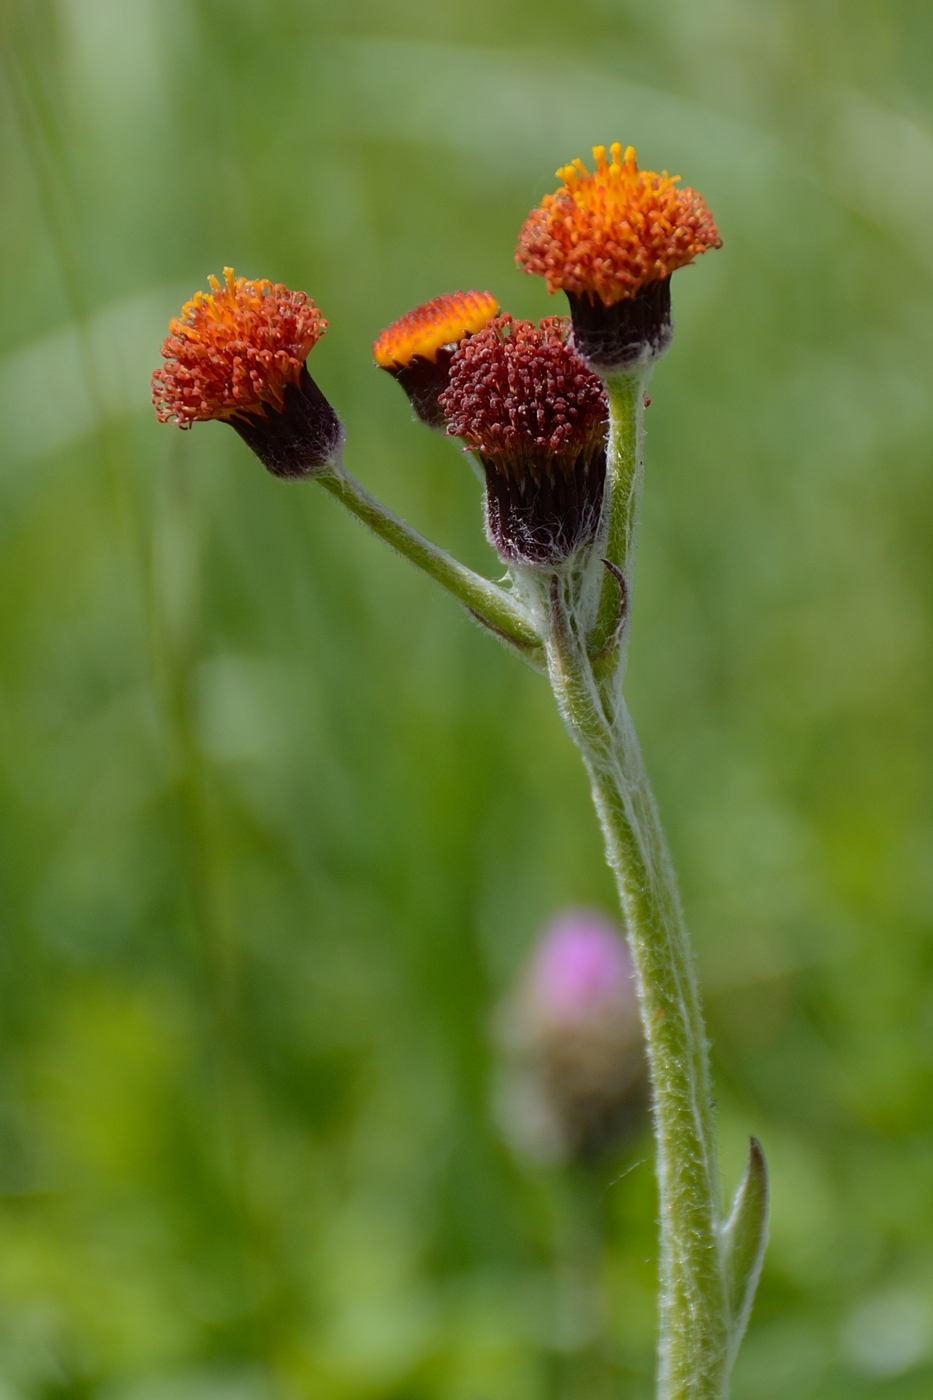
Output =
[{"x1": 721, "y1": 1137, "x2": 769, "y2": 1360}]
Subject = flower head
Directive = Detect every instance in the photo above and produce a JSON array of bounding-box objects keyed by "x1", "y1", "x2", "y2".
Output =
[
  {"x1": 373, "y1": 291, "x2": 498, "y2": 430},
  {"x1": 494, "y1": 910, "x2": 646, "y2": 1166},
  {"x1": 440, "y1": 315, "x2": 607, "y2": 566},
  {"x1": 373, "y1": 290, "x2": 498, "y2": 371},
  {"x1": 442, "y1": 315, "x2": 607, "y2": 468},
  {"x1": 152, "y1": 269, "x2": 342, "y2": 479},
  {"x1": 516, "y1": 143, "x2": 721, "y2": 307},
  {"x1": 516, "y1": 145, "x2": 721, "y2": 372},
  {"x1": 153, "y1": 268, "x2": 328, "y2": 427}
]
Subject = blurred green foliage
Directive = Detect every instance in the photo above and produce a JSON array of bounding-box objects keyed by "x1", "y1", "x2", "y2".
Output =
[{"x1": 0, "y1": 1, "x2": 933, "y2": 1397}]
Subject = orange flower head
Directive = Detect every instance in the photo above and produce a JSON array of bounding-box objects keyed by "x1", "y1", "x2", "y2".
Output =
[
  {"x1": 373, "y1": 291, "x2": 498, "y2": 371},
  {"x1": 374, "y1": 291, "x2": 499, "y2": 431},
  {"x1": 152, "y1": 270, "x2": 342, "y2": 480},
  {"x1": 516, "y1": 143, "x2": 721, "y2": 308},
  {"x1": 152, "y1": 268, "x2": 328, "y2": 428}
]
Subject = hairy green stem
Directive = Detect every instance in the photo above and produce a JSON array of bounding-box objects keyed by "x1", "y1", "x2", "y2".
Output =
[
  {"x1": 317, "y1": 380, "x2": 763, "y2": 1395},
  {"x1": 588, "y1": 372, "x2": 647, "y2": 667},
  {"x1": 546, "y1": 576, "x2": 728, "y2": 1399},
  {"x1": 317, "y1": 462, "x2": 542, "y2": 657}
]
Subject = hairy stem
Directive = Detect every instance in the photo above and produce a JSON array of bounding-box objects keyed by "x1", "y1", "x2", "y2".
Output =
[
  {"x1": 317, "y1": 462, "x2": 542, "y2": 656},
  {"x1": 318, "y1": 390, "x2": 756, "y2": 1394},
  {"x1": 589, "y1": 372, "x2": 647, "y2": 667},
  {"x1": 546, "y1": 577, "x2": 728, "y2": 1400}
]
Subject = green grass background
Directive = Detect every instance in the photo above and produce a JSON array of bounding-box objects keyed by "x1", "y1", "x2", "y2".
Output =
[{"x1": 1, "y1": 0, "x2": 933, "y2": 1396}]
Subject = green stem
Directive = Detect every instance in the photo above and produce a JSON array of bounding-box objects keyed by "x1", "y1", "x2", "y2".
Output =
[
  {"x1": 546, "y1": 577, "x2": 728, "y2": 1400},
  {"x1": 317, "y1": 462, "x2": 543, "y2": 658},
  {"x1": 315, "y1": 383, "x2": 759, "y2": 1394},
  {"x1": 589, "y1": 372, "x2": 647, "y2": 667}
]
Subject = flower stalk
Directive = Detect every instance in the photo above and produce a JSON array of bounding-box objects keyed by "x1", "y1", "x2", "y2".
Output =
[
  {"x1": 534, "y1": 371, "x2": 766, "y2": 1399},
  {"x1": 547, "y1": 567, "x2": 728, "y2": 1398},
  {"x1": 316, "y1": 461, "x2": 543, "y2": 659},
  {"x1": 588, "y1": 372, "x2": 646, "y2": 673}
]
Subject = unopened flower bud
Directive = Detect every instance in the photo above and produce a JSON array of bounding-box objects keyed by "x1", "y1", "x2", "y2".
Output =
[
  {"x1": 440, "y1": 315, "x2": 608, "y2": 569},
  {"x1": 152, "y1": 268, "x2": 343, "y2": 479},
  {"x1": 495, "y1": 910, "x2": 646, "y2": 1166},
  {"x1": 373, "y1": 291, "x2": 498, "y2": 430},
  {"x1": 516, "y1": 143, "x2": 721, "y2": 374}
]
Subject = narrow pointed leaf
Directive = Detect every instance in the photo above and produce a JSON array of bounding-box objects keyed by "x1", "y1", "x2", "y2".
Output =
[{"x1": 721, "y1": 1137, "x2": 769, "y2": 1354}]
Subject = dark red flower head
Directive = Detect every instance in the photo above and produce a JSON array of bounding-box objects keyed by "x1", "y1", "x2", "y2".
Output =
[{"x1": 440, "y1": 315, "x2": 608, "y2": 567}]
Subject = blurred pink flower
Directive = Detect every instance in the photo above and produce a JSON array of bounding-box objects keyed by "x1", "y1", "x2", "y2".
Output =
[
  {"x1": 529, "y1": 910, "x2": 635, "y2": 1025},
  {"x1": 494, "y1": 909, "x2": 646, "y2": 1166}
]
